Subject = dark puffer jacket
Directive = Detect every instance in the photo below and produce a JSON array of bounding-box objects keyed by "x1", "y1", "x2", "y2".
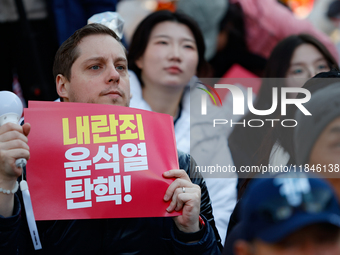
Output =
[{"x1": 0, "y1": 151, "x2": 222, "y2": 254}]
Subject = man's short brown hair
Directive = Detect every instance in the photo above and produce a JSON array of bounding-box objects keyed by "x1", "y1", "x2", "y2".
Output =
[{"x1": 53, "y1": 23, "x2": 125, "y2": 82}]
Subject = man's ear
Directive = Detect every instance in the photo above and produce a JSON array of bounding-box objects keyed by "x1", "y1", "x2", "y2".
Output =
[
  {"x1": 234, "y1": 240, "x2": 253, "y2": 255},
  {"x1": 56, "y1": 74, "x2": 69, "y2": 102}
]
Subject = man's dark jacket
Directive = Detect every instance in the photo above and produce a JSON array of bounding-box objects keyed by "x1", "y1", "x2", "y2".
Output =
[{"x1": 0, "y1": 151, "x2": 222, "y2": 254}]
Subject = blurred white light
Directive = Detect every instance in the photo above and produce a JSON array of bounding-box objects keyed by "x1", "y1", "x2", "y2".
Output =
[{"x1": 0, "y1": 91, "x2": 23, "y2": 126}]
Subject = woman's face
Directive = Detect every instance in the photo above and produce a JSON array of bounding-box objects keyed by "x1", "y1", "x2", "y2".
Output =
[
  {"x1": 285, "y1": 43, "x2": 330, "y2": 89},
  {"x1": 135, "y1": 21, "x2": 199, "y2": 89}
]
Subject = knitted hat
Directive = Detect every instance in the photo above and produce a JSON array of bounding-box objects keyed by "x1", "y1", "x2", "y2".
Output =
[{"x1": 294, "y1": 83, "x2": 340, "y2": 165}]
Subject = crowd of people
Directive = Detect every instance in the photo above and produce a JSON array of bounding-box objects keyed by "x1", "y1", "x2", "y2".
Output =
[{"x1": 2, "y1": 0, "x2": 340, "y2": 254}]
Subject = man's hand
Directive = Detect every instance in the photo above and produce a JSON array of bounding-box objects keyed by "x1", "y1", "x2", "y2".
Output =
[
  {"x1": 0, "y1": 122, "x2": 30, "y2": 217},
  {"x1": 163, "y1": 169, "x2": 201, "y2": 233},
  {"x1": 0, "y1": 122, "x2": 31, "y2": 181}
]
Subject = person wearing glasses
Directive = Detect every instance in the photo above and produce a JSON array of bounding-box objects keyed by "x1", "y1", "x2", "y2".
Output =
[
  {"x1": 0, "y1": 23, "x2": 222, "y2": 254},
  {"x1": 228, "y1": 34, "x2": 338, "y2": 198}
]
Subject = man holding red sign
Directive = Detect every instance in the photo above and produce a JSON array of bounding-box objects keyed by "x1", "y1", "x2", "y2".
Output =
[{"x1": 0, "y1": 23, "x2": 221, "y2": 254}]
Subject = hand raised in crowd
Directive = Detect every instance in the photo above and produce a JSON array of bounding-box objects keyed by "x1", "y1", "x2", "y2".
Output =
[{"x1": 163, "y1": 169, "x2": 201, "y2": 233}]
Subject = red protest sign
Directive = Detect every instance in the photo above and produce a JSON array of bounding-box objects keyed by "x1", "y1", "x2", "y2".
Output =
[{"x1": 25, "y1": 101, "x2": 180, "y2": 220}]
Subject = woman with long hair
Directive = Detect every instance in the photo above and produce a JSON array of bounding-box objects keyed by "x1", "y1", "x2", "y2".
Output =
[{"x1": 228, "y1": 34, "x2": 339, "y2": 197}]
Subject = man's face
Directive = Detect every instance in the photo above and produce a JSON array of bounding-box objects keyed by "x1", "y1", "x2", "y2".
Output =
[{"x1": 57, "y1": 34, "x2": 130, "y2": 106}]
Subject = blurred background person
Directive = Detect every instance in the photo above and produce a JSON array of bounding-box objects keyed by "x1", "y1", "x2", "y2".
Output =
[
  {"x1": 258, "y1": 70, "x2": 340, "y2": 172},
  {"x1": 224, "y1": 36, "x2": 338, "y2": 244},
  {"x1": 127, "y1": 10, "x2": 238, "y2": 244},
  {"x1": 226, "y1": 173, "x2": 340, "y2": 255},
  {"x1": 225, "y1": 71, "x2": 340, "y2": 251},
  {"x1": 227, "y1": 34, "x2": 338, "y2": 198},
  {"x1": 294, "y1": 82, "x2": 340, "y2": 199}
]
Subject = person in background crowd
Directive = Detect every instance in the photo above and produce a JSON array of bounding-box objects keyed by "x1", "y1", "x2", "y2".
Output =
[
  {"x1": 228, "y1": 34, "x2": 338, "y2": 198},
  {"x1": 229, "y1": 173, "x2": 340, "y2": 255},
  {"x1": 0, "y1": 23, "x2": 221, "y2": 254},
  {"x1": 224, "y1": 36, "x2": 338, "y2": 249},
  {"x1": 294, "y1": 82, "x2": 340, "y2": 200},
  {"x1": 127, "y1": 10, "x2": 237, "y2": 244},
  {"x1": 225, "y1": 70, "x2": 340, "y2": 253},
  {"x1": 258, "y1": 70, "x2": 340, "y2": 171}
]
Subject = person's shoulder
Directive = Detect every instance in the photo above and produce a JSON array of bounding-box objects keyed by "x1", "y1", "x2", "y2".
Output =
[
  {"x1": 177, "y1": 150, "x2": 204, "y2": 181},
  {"x1": 177, "y1": 150, "x2": 190, "y2": 171},
  {"x1": 128, "y1": 70, "x2": 142, "y2": 93}
]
